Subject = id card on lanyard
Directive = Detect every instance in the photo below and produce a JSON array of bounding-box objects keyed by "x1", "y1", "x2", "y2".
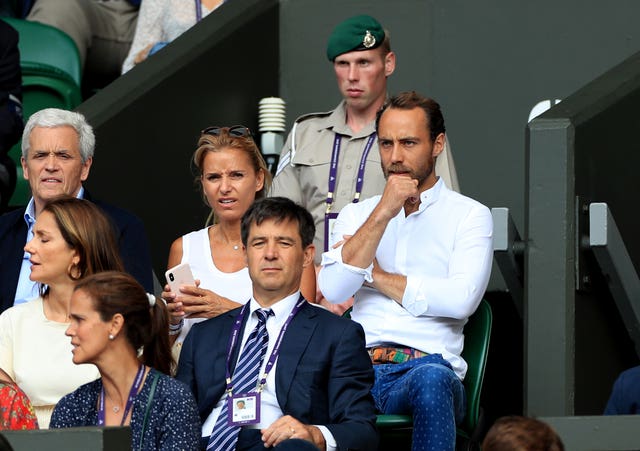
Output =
[
  {"x1": 227, "y1": 392, "x2": 261, "y2": 426},
  {"x1": 324, "y1": 133, "x2": 377, "y2": 251},
  {"x1": 223, "y1": 297, "x2": 305, "y2": 426}
]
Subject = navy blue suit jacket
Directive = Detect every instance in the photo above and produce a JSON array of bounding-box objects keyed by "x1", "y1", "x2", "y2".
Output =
[
  {"x1": 176, "y1": 300, "x2": 379, "y2": 451},
  {"x1": 0, "y1": 194, "x2": 153, "y2": 313},
  {"x1": 604, "y1": 365, "x2": 640, "y2": 415}
]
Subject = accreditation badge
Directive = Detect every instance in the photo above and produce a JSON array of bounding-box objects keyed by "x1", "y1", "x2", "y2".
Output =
[
  {"x1": 324, "y1": 212, "x2": 339, "y2": 252},
  {"x1": 227, "y1": 392, "x2": 261, "y2": 426}
]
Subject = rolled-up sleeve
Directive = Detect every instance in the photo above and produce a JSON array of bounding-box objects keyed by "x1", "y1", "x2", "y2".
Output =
[
  {"x1": 319, "y1": 202, "x2": 373, "y2": 303},
  {"x1": 319, "y1": 248, "x2": 372, "y2": 303}
]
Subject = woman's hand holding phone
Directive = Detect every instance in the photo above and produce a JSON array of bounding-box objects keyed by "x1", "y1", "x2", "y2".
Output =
[
  {"x1": 164, "y1": 263, "x2": 197, "y2": 323},
  {"x1": 175, "y1": 285, "x2": 242, "y2": 318}
]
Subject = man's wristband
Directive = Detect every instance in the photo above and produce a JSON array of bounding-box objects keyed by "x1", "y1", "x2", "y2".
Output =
[{"x1": 169, "y1": 318, "x2": 184, "y2": 335}]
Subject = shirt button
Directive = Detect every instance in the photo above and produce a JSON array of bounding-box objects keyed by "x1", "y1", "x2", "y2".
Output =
[{"x1": 346, "y1": 164, "x2": 352, "y2": 169}]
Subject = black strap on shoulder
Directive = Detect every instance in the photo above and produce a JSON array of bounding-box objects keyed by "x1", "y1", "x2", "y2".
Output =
[{"x1": 138, "y1": 371, "x2": 160, "y2": 451}]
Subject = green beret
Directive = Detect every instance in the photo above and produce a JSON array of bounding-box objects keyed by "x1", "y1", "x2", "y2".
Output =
[{"x1": 326, "y1": 15, "x2": 385, "y2": 61}]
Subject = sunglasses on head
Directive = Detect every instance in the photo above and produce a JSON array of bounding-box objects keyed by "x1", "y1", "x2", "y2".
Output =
[{"x1": 201, "y1": 125, "x2": 252, "y2": 138}]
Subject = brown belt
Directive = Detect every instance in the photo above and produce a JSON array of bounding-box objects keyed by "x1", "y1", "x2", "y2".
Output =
[{"x1": 368, "y1": 345, "x2": 428, "y2": 365}]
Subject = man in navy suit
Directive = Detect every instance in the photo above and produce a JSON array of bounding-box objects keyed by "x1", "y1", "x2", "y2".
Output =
[
  {"x1": 0, "y1": 107, "x2": 153, "y2": 313},
  {"x1": 176, "y1": 197, "x2": 378, "y2": 451}
]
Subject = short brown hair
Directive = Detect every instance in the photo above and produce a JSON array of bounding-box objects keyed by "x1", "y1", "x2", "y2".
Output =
[
  {"x1": 482, "y1": 416, "x2": 565, "y2": 451},
  {"x1": 376, "y1": 91, "x2": 445, "y2": 142},
  {"x1": 380, "y1": 30, "x2": 391, "y2": 56}
]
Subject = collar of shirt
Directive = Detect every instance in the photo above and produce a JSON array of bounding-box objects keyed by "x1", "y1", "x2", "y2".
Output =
[
  {"x1": 23, "y1": 197, "x2": 36, "y2": 230},
  {"x1": 236, "y1": 292, "x2": 302, "y2": 431},
  {"x1": 316, "y1": 100, "x2": 378, "y2": 139},
  {"x1": 23, "y1": 186, "x2": 86, "y2": 229},
  {"x1": 416, "y1": 177, "x2": 444, "y2": 213},
  {"x1": 245, "y1": 291, "x2": 301, "y2": 335}
]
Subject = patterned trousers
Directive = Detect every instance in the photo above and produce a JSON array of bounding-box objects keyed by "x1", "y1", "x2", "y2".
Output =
[{"x1": 372, "y1": 354, "x2": 466, "y2": 451}]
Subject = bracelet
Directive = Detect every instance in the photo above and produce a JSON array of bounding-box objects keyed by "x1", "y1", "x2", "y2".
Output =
[{"x1": 169, "y1": 318, "x2": 184, "y2": 335}]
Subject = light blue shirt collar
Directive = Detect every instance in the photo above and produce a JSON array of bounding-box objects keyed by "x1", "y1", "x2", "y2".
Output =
[
  {"x1": 23, "y1": 197, "x2": 36, "y2": 228},
  {"x1": 23, "y1": 186, "x2": 85, "y2": 228}
]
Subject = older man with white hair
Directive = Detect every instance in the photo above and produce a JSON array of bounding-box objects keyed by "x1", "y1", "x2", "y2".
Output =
[{"x1": 0, "y1": 108, "x2": 153, "y2": 313}]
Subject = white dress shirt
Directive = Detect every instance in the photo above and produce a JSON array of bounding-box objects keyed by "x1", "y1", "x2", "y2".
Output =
[
  {"x1": 202, "y1": 292, "x2": 336, "y2": 449},
  {"x1": 319, "y1": 179, "x2": 493, "y2": 379}
]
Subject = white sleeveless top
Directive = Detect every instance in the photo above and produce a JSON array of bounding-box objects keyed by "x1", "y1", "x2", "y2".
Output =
[{"x1": 173, "y1": 227, "x2": 252, "y2": 360}]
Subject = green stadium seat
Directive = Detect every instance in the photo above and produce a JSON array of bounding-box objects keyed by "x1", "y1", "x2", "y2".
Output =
[
  {"x1": 2, "y1": 18, "x2": 83, "y2": 207},
  {"x1": 344, "y1": 299, "x2": 493, "y2": 450},
  {"x1": 2, "y1": 17, "x2": 81, "y2": 85}
]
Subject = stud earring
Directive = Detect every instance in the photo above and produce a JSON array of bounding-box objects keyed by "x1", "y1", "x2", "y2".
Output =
[{"x1": 109, "y1": 334, "x2": 115, "y2": 340}]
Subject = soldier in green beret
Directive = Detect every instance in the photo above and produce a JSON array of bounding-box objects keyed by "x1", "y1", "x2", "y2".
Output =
[{"x1": 271, "y1": 14, "x2": 459, "y2": 314}]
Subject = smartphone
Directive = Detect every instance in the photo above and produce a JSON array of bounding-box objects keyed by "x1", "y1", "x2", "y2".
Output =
[{"x1": 165, "y1": 263, "x2": 196, "y2": 294}]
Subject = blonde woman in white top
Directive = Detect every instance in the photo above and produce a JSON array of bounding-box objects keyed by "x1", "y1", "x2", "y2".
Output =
[
  {"x1": 162, "y1": 126, "x2": 316, "y2": 361},
  {"x1": 0, "y1": 197, "x2": 124, "y2": 427}
]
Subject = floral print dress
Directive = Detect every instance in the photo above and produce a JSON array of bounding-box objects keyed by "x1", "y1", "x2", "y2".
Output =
[{"x1": 0, "y1": 381, "x2": 38, "y2": 430}]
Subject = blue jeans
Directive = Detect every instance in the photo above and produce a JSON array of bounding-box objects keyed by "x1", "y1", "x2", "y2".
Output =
[{"x1": 372, "y1": 354, "x2": 466, "y2": 451}]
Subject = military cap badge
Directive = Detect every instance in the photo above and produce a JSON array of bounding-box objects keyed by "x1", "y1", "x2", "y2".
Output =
[
  {"x1": 326, "y1": 15, "x2": 384, "y2": 61},
  {"x1": 363, "y1": 30, "x2": 376, "y2": 48}
]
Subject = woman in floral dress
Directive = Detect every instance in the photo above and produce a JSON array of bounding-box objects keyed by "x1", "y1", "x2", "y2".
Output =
[{"x1": 0, "y1": 368, "x2": 38, "y2": 430}]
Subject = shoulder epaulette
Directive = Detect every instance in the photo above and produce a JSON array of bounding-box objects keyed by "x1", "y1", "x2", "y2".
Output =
[
  {"x1": 293, "y1": 109, "x2": 333, "y2": 125},
  {"x1": 276, "y1": 110, "x2": 334, "y2": 175}
]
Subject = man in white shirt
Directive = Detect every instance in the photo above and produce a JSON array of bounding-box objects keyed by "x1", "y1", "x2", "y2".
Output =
[
  {"x1": 176, "y1": 197, "x2": 378, "y2": 451},
  {"x1": 319, "y1": 91, "x2": 493, "y2": 450},
  {"x1": 271, "y1": 15, "x2": 459, "y2": 314}
]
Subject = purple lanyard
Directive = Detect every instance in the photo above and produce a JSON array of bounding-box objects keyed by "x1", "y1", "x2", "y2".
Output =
[
  {"x1": 195, "y1": 0, "x2": 202, "y2": 22},
  {"x1": 98, "y1": 364, "x2": 146, "y2": 426},
  {"x1": 224, "y1": 296, "x2": 305, "y2": 395},
  {"x1": 326, "y1": 133, "x2": 377, "y2": 213}
]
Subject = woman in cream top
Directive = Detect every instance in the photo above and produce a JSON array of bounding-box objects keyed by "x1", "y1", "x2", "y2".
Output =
[{"x1": 0, "y1": 198, "x2": 124, "y2": 427}]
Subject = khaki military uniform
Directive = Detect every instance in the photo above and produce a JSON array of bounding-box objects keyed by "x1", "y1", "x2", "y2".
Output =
[{"x1": 271, "y1": 100, "x2": 459, "y2": 264}]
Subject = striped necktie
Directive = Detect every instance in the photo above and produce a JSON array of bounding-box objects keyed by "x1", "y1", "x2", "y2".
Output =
[{"x1": 206, "y1": 308, "x2": 273, "y2": 451}]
